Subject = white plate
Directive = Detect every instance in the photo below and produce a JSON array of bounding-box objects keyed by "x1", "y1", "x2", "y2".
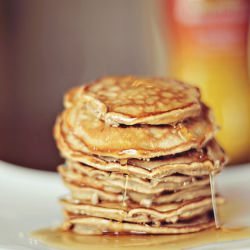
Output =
[{"x1": 0, "y1": 160, "x2": 250, "y2": 250}]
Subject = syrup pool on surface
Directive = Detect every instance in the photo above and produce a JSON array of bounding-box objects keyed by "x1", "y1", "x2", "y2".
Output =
[{"x1": 32, "y1": 227, "x2": 250, "y2": 250}]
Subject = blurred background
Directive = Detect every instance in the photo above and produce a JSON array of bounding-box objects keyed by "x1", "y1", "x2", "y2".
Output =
[{"x1": 0, "y1": 0, "x2": 249, "y2": 171}]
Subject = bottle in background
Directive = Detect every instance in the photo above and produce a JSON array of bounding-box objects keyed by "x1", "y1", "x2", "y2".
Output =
[{"x1": 161, "y1": 0, "x2": 250, "y2": 164}]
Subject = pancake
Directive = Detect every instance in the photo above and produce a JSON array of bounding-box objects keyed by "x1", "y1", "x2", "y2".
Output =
[
  {"x1": 62, "y1": 161, "x2": 196, "y2": 186},
  {"x1": 59, "y1": 165, "x2": 211, "y2": 194},
  {"x1": 54, "y1": 104, "x2": 216, "y2": 159},
  {"x1": 65, "y1": 181, "x2": 212, "y2": 205},
  {"x1": 56, "y1": 137, "x2": 225, "y2": 179},
  {"x1": 61, "y1": 196, "x2": 223, "y2": 224},
  {"x1": 62, "y1": 214, "x2": 215, "y2": 235},
  {"x1": 64, "y1": 76, "x2": 201, "y2": 126}
]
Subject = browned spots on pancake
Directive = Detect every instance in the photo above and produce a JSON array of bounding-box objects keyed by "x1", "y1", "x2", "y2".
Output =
[{"x1": 83, "y1": 76, "x2": 200, "y2": 117}]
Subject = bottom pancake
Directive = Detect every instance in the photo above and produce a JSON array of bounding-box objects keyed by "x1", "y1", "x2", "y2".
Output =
[
  {"x1": 61, "y1": 196, "x2": 224, "y2": 224},
  {"x1": 62, "y1": 213, "x2": 215, "y2": 235}
]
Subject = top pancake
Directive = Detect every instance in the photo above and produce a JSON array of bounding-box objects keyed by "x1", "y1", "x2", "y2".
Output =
[{"x1": 64, "y1": 76, "x2": 201, "y2": 126}]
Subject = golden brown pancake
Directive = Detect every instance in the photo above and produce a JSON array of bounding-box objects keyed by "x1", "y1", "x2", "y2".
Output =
[
  {"x1": 56, "y1": 138, "x2": 225, "y2": 179},
  {"x1": 54, "y1": 104, "x2": 216, "y2": 159},
  {"x1": 60, "y1": 196, "x2": 223, "y2": 224},
  {"x1": 59, "y1": 164, "x2": 211, "y2": 194},
  {"x1": 62, "y1": 214, "x2": 215, "y2": 235},
  {"x1": 64, "y1": 76, "x2": 201, "y2": 126},
  {"x1": 65, "y1": 181, "x2": 212, "y2": 205},
  {"x1": 61, "y1": 161, "x2": 196, "y2": 186}
]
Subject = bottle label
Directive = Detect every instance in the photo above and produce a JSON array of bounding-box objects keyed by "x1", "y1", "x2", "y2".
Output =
[{"x1": 172, "y1": 0, "x2": 249, "y2": 50}]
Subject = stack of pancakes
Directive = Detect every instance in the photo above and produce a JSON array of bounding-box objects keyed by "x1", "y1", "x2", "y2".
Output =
[{"x1": 54, "y1": 76, "x2": 227, "y2": 235}]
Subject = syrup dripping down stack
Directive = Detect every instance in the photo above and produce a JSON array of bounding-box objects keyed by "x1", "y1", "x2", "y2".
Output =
[{"x1": 54, "y1": 76, "x2": 227, "y2": 235}]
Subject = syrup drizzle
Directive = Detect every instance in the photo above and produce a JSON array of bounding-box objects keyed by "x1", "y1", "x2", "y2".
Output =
[{"x1": 210, "y1": 173, "x2": 219, "y2": 228}]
